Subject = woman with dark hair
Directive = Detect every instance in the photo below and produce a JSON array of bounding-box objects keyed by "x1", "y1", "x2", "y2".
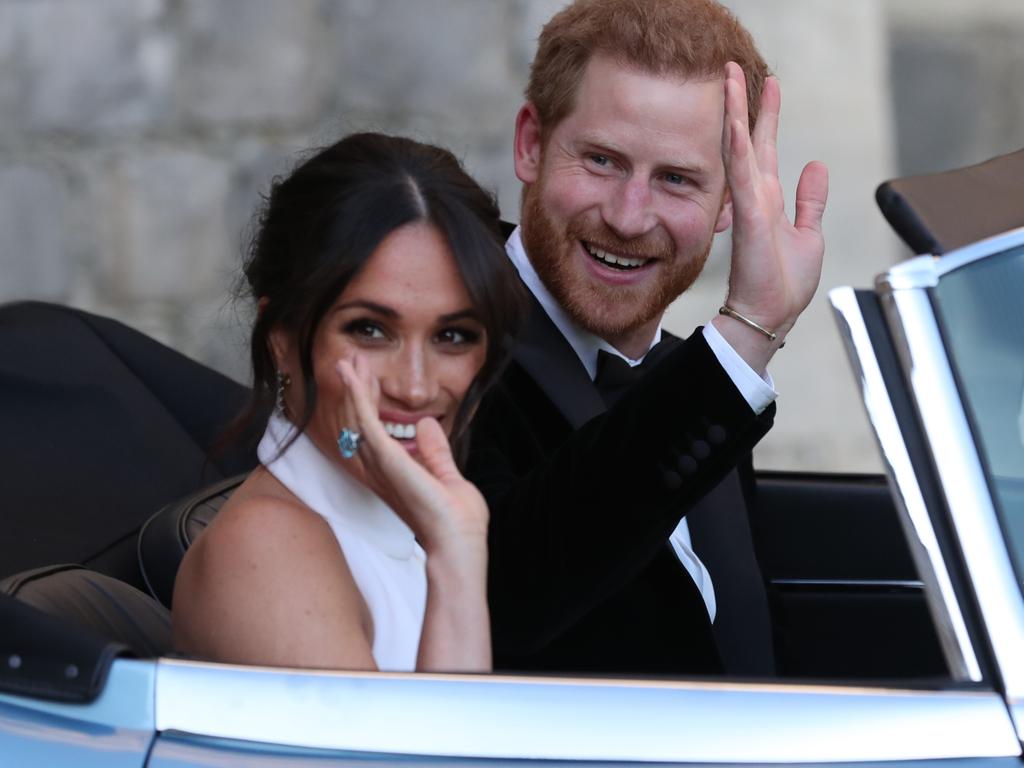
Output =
[{"x1": 172, "y1": 133, "x2": 525, "y2": 672}]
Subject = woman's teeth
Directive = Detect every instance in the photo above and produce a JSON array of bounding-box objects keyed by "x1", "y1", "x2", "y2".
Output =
[
  {"x1": 584, "y1": 243, "x2": 649, "y2": 269},
  {"x1": 383, "y1": 422, "x2": 416, "y2": 440}
]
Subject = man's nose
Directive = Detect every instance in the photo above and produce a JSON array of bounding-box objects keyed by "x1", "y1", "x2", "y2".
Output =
[
  {"x1": 379, "y1": 345, "x2": 438, "y2": 409},
  {"x1": 601, "y1": 177, "x2": 655, "y2": 240}
]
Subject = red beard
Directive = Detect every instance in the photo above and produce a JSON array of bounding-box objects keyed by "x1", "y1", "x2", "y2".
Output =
[{"x1": 520, "y1": 181, "x2": 711, "y2": 340}]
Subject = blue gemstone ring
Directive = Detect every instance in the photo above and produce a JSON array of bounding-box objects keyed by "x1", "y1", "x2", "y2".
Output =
[{"x1": 337, "y1": 428, "x2": 361, "y2": 459}]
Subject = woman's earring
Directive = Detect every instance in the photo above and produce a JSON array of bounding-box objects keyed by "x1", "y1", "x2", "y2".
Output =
[{"x1": 275, "y1": 370, "x2": 291, "y2": 416}]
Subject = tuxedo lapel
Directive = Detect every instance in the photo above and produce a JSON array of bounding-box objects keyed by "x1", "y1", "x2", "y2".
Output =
[{"x1": 512, "y1": 296, "x2": 605, "y2": 429}]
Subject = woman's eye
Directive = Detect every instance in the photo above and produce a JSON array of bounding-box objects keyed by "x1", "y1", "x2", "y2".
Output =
[
  {"x1": 436, "y1": 327, "x2": 481, "y2": 346},
  {"x1": 345, "y1": 319, "x2": 387, "y2": 341}
]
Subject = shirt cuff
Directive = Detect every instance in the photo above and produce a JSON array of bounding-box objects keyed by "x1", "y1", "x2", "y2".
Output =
[{"x1": 702, "y1": 323, "x2": 777, "y2": 415}]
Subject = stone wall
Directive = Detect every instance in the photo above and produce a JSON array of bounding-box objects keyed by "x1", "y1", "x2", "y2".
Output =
[{"x1": 3, "y1": 0, "x2": 1022, "y2": 472}]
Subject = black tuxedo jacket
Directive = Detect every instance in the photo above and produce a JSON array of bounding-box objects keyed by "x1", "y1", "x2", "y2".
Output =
[{"x1": 467, "y1": 296, "x2": 776, "y2": 676}]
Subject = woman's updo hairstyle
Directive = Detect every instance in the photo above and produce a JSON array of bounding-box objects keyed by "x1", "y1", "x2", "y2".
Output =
[{"x1": 237, "y1": 132, "x2": 525, "y2": 462}]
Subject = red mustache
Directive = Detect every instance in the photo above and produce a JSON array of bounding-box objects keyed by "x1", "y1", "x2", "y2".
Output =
[{"x1": 566, "y1": 221, "x2": 673, "y2": 261}]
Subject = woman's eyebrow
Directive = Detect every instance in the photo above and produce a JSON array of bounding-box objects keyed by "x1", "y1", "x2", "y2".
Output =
[
  {"x1": 439, "y1": 309, "x2": 479, "y2": 323},
  {"x1": 334, "y1": 300, "x2": 398, "y2": 317},
  {"x1": 333, "y1": 302, "x2": 479, "y2": 324}
]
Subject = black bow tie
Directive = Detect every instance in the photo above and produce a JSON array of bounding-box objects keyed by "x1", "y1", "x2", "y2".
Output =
[{"x1": 594, "y1": 339, "x2": 672, "y2": 408}]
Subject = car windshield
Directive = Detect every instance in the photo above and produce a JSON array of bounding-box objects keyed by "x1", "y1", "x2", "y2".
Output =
[{"x1": 932, "y1": 241, "x2": 1024, "y2": 587}]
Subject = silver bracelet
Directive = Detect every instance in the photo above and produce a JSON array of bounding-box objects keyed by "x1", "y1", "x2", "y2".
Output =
[{"x1": 718, "y1": 305, "x2": 779, "y2": 343}]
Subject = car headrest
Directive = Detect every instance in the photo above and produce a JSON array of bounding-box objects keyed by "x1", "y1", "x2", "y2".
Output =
[
  {"x1": 138, "y1": 475, "x2": 245, "y2": 609},
  {"x1": 876, "y1": 147, "x2": 1024, "y2": 255}
]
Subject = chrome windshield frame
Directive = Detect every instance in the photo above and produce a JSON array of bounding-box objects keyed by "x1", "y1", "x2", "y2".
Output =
[
  {"x1": 869, "y1": 227, "x2": 1024, "y2": 737},
  {"x1": 829, "y1": 287, "x2": 981, "y2": 682}
]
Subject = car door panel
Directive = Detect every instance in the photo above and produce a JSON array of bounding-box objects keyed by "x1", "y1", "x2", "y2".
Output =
[{"x1": 753, "y1": 471, "x2": 947, "y2": 679}]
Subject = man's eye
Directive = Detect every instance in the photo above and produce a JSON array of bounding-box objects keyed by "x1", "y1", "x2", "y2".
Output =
[
  {"x1": 664, "y1": 172, "x2": 686, "y2": 186},
  {"x1": 345, "y1": 320, "x2": 387, "y2": 340},
  {"x1": 589, "y1": 154, "x2": 610, "y2": 167}
]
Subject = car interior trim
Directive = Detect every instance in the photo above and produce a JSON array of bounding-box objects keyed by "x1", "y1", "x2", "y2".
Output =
[
  {"x1": 882, "y1": 284, "x2": 1024, "y2": 706},
  {"x1": 829, "y1": 287, "x2": 981, "y2": 682},
  {"x1": 152, "y1": 658, "x2": 1021, "y2": 763},
  {"x1": 0, "y1": 658, "x2": 156, "y2": 731},
  {"x1": 770, "y1": 578, "x2": 925, "y2": 591}
]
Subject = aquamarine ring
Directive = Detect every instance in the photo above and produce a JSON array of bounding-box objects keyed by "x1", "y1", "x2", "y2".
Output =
[{"x1": 337, "y1": 428, "x2": 361, "y2": 459}]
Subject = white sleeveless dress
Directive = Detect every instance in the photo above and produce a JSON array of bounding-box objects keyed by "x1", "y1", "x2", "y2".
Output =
[{"x1": 257, "y1": 412, "x2": 427, "y2": 671}]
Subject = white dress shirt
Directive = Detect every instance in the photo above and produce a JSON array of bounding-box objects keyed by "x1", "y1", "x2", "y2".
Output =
[{"x1": 505, "y1": 227, "x2": 777, "y2": 622}]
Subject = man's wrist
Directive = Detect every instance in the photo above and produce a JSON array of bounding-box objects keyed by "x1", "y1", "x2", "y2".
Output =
[
  {"x1": 709, "y1": 312, "x2": 784, "y2": 377},
  {"x1": 702, "y1": 323, "x2": 777, "y2": 415}
]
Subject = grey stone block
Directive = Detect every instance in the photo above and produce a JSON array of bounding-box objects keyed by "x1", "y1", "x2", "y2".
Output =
[
  {"x1": 85, "y1": 147, "x2": 232, "y2": 302},
  {"x1": 178, "y1": 0, "x2": 332, "y2": 127},
  {"x1": 332, "y1": 0, "x2": 520, "y2": 134},
  {"x1": 0, "y1": 162, "x2": 73, "y2": 301},
  {"x1": 888, "y1": 9, "x2": 1024, "y2": 176},
  {"x1": 0, "y1": 8, "x2": 22, "y2": 139},
  {"x1": 512, "y1": 0, "x2": 569, "y2": 75},
  {"x1": 14, "y1": 0, "x2": 173, "y2": 134}
]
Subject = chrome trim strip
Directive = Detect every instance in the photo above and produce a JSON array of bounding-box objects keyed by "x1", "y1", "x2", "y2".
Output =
[
  {"x1": 771, "y1": 578, "x2": 924, "y2": 590},
  {"x1": 878, "y1": 255, "x2": 940, "y2": 291},
  {"x1": 879, "y1": 226, "x2": 1024, "y2": 292},
  {"x1": 932, "y1": 225, "x2": 1024, "y2": 278},
  {"x1": 154, "y1": 660, "x2": 1021, "y2": 762},
  {"x1": 883, "y1": 287, "x2": 1024, "y2": 700},
  {"x1": 829, "y1": 287, "x2": 981, "y2": 681}
]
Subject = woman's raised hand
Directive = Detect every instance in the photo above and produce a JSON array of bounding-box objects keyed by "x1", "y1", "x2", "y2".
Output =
[
  {"x1": 335, "y1": 356, "x2": 488, "y2": 556},
  {"x1": 337, "y1": 355, "x2": 492, "y2": 671}
]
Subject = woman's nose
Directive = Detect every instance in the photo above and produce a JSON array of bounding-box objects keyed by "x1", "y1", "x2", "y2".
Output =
[{"x1": 378, "y1": 345, "x2": 438, "y2": 409}]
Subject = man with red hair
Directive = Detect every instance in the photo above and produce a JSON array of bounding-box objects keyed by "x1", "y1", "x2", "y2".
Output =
[{"x1": 467, "y1": 0, "x2": 828, "y2": 676}]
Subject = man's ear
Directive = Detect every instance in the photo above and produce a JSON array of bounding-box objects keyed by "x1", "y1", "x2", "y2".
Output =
[
  {"x1": 714, "y1": 189, "x2": 733, "y2": 233},
  {"x1": 513, "y1": 102, "x2": 543, "y2": 184}
]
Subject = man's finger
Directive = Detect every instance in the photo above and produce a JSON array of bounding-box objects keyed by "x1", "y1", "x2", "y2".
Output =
[
  {"x1": 723, "y1": 62, "x2": 750, "y2": 135},
  {"x1": 793, "y1": 160, "x2": 829, "y2": 235},
  {"x1": 723, "y1": 65, "x2": 758, "y2": 205},
  {"x1": 751, "y1": 75, "x2": 780, "y2": 179}
]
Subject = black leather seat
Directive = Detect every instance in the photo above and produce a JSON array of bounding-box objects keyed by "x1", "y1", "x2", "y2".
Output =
[
  {"x1": 0, "y1": 301, "x2": 261, "y2": 590},
  {"x1": 138, "y1": 475, "x2": 244, "y2": 609},
  {"x1": 1, "y1": 564, "x2": 172, "y2": 658}
]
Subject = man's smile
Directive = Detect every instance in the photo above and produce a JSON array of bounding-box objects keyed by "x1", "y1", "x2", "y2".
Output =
[{"x1": 582, "y1": 241, "x2": 652, "y2": 270}]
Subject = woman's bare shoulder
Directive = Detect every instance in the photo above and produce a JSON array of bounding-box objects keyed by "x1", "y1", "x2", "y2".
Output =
[{"x1": 172, "y1": 469, "x2": 375, "y2": 668}]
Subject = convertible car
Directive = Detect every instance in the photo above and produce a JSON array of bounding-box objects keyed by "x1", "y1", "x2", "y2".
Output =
[{"x1": 1, "y1": 150, "x2": 1022, "y2": 766}]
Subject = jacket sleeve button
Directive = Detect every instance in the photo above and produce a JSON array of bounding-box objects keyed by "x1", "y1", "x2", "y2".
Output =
[
  {"x1": 691, "y1": 440, "x2": 711, "y2": 460},
  {"x1": 707, "y1": 424, "x2": 727, "y2": 444},
  {"x1": 677, "y1": 455, "x2": 698, "y2": 476},
  {"x1": 662, "y1": 469, "x2": 683, "y2": 491}
]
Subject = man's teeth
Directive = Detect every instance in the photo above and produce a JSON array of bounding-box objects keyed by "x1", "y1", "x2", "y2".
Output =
[
  {"x1": 584, "y1": 244, "x2": 649, "y2": 269},
  {"x1": 383, "y1": 422, "x2": 417, "y2": 440}
]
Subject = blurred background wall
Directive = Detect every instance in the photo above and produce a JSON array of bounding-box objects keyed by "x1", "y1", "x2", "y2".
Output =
[{"x1": 2, "y1": 0, "x2": 1022, "y2": 472}]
